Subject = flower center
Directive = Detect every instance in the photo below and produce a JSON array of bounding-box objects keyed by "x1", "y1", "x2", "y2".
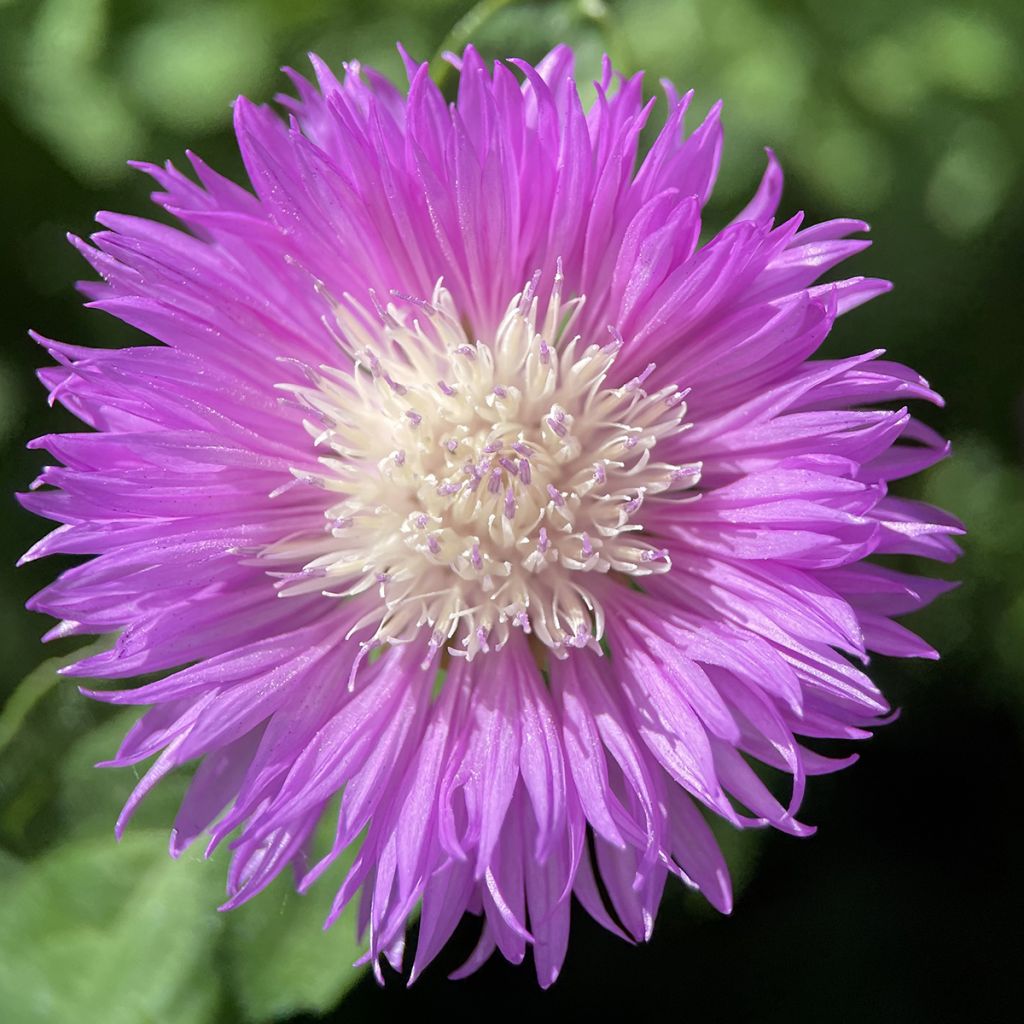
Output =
[{"x1": 269, "y1": 273, "x2": 700, "y2": 665}]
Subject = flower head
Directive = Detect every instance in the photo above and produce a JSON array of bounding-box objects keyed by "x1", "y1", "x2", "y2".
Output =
[{"x1": 22, "y1": 45, "x2": 960, "y2": 986}]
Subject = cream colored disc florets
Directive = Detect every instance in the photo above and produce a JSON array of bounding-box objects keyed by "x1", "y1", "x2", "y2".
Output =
[{"x1": 268, "y1": 271, "x2": 700, "y2": 665}]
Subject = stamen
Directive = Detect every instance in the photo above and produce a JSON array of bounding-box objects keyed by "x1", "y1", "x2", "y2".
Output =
[
  {"x1": 624, "y1": 363, "x2": 657, "y2": 393},
  {"x1": 546, "y1": 484, "x2": 565, "y2": 507},
  {"x1": 546, "y1": 415, "x2": 567, "y2": 438},
  {"x1": 276, "y1": 279, "x2": 698, "y2": 663},
  {"x1": 641, "y1": 548, "x2": 669, "y2": 563}
]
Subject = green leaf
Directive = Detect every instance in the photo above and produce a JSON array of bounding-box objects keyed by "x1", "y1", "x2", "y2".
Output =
[
  {"x1": 0, "y1": 636, "x2": 113, "y2": 758},
  {"x1": 0, "y1": 846, "x2": 22, "y2": 884},
  {"x1": 0, "y1": 830, "x2": 226, "y2": 1024},
  {"x1": 0, "y1": 637, "x2": 116, "y2": 853},
  {"x1": 226, "y1": 827, "x2": 367, "y2": 1022},
  {"x1": 58, "y1": 707, "x2": 192, "y2": 841}
]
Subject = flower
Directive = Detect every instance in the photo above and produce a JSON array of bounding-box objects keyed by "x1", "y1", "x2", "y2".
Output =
[{"x1": 21, "y1": 45, "x2": 960, "y2": 986}]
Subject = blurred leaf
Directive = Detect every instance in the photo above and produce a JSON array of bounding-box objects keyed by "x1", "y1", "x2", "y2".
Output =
[
  {"x1": 0, "y1": 846, "x2": 22, "y2": 883},
  {"x1": 919, "y1": 7, "x2": 1018, "y2": 100},
  {"x1": 0, "y1": 830, "x2": 225, "y2": 1024},
  {"x1": 58, "y1": 707, "x2": 193, "y2": 841},
  {"x1": 0, "y1": 637, "x2": 115, "y2": 852},
  {"x1": 0, "y1": 643, "x2": 87, "y2": 758},
  {"x1": 19, "y1": 0, "x2": 147, "y2": 183},
  {"x1": 120, "y1": 3, "x2": 274, "y2": 132},
  {"x1": 925, "y1": 118, "x2": 1013, "y2": 238},
  {"x1": 226, "y1": 829, "x2": 367, "y2": 1022},
  {"x1": 801, "y1": 113, "x2": 892, "y2": 208},
  {"x1": 844, "y1": 35, "x2": 929, "y2": 119}
]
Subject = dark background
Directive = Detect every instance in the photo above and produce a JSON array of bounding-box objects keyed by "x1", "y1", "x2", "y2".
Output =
[{"x1": 1, "y1": 1, "x2": 1021, "y2": 1021}]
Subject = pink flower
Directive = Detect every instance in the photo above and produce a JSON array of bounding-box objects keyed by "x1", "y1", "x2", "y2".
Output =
[{"x1": 21, "y1": 46, "x2": 960, "y2": 986}]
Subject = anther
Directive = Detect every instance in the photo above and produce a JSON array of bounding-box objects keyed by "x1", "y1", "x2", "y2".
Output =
[
  {"x1": 624, "y1": 493, "x2": 644, "y2": 514},
  {"x1": 389, "y1": 288, "x2": 435, "y2": 315},
  {"x1": 625, "y1": 363, "x2": 657, "y2": 393},
  {"x1": 421, "y1": 629, "x2": 445, "y2": 669},
  {"x1": 546, "y1": 415, "x2": 567, "y2": 438},
  {"x1": 546, "y1": 484, "x2": 565, "y2": 507},
  {"x1": 604, "y1": 326, "x2": 624, "y2": 353},
  {"x1": 641, "y1": 548, "x2": 669, "y2": 563}
]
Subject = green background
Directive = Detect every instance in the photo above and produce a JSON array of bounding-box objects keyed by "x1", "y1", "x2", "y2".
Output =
[{"x1": 1, "y1": 0, "x2": 1021, "y2": 1020}]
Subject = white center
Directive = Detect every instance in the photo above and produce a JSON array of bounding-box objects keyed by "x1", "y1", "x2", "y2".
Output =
[{"x1": 265, "y1": 272, "x2": 701, "y2": 665}]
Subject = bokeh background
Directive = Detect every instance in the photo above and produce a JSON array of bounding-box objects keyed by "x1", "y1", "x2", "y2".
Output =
[{"x1": 1, "y1": 0, "x2": 1021, "y2": 1020}]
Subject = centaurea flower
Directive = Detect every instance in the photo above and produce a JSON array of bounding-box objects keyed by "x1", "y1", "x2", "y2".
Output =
[{"x1": 21, "y1": 45, "x2": 960, "y2": 986}]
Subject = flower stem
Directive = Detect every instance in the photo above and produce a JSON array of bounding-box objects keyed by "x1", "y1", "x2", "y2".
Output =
[{"x1": 431, "y1": 0, "x2": 519, "y2": 88}]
